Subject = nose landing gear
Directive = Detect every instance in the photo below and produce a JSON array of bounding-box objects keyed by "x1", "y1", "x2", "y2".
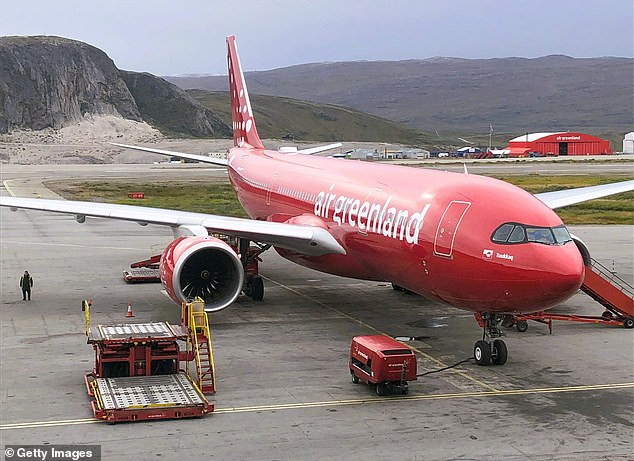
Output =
[{"x1": 473, "y1": 313, "x2": 508, "y2": 366}]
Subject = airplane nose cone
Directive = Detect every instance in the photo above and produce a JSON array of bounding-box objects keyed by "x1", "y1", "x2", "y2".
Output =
[{"x1": 539, "y1": 244, "x2": 585, "y2": 306}]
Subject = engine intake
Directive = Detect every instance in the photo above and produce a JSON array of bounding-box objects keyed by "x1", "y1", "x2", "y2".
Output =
[{"x1": 160, "y1": 236, "x2": 244, "y2": 312}]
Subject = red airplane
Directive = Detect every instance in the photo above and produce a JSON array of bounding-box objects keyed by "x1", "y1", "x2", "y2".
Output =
[{"x1": 2, "y1": 35, "x2": 633, "y2": 366}]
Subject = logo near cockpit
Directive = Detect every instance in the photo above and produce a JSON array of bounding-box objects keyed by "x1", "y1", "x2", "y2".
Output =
[
  {"x1": 483, "y1": 248, "x2": 515, "y2": 262},
  {"x1": 313, "y1": 184, "x2": 431, "y2": 244}
]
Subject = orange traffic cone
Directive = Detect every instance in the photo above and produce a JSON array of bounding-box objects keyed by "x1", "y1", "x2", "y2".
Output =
[{"x1": 126, "y1": 302, "x2": 134, "y2": 318}]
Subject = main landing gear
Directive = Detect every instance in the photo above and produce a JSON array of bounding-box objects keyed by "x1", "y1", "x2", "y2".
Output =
[
  {"x1": 237, "y1": 238, "x2": 270, "y2": 302},
  {"x1": 473, "y1": 313, "x2": 508, "y2": 366}
]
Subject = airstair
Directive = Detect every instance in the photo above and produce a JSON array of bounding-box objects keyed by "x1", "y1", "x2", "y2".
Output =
[
  {"x1": 182, "y1": 298, "x2": 216, "y2": 394},
  {"x1": 580, "y1": 258, "x2": 634, "y2": 322},
  {"x1": 513, "y1": 258, "x2": 634, "y2": 332}
]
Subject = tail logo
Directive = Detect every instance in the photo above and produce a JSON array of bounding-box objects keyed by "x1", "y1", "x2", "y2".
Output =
[{"x1": 227, "y1": 35, "x2": 263, "y2": 149}]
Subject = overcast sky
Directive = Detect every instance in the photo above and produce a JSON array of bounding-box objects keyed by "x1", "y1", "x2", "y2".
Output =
[{"x1": 1, "y1": 0, "x2": 632, "y2": 75}]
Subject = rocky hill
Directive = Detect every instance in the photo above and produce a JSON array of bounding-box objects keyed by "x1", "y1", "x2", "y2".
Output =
[
  {"x1": 0, "y1": 36, "x2": 142, "y2": 133},
  {"x1": 0, "y1": 36, "x2": 231, "y2": 138},
  {"x1": 120, "y1": 71, "x2": 231, "y2": 138},
  {"x1": 167, "y1": 55, "x2": 634, "y2": 133}
]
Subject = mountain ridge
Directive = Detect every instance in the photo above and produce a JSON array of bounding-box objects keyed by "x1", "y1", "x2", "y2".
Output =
[{"x1": 166, "y1": 55, "x2": 633, "y2": 132}]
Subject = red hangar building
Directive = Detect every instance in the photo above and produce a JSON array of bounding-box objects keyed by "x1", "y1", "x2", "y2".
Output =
[{"x1": 505, "y1": 132, "x2": 612, "y2": 157}]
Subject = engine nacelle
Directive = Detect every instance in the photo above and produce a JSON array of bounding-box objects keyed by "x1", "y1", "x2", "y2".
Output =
[{"x1": 160, "y1": 236, "x2": 244, "y2": 312}]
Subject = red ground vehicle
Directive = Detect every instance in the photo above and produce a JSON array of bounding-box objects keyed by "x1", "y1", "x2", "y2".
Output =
[{"x1": 349, "y1": 335, "x2": 417, "y2": 395}]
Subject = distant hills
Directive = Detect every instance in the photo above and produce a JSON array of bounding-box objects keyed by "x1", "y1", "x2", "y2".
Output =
[
  {"x1": 1, "y1": 36, "x2": 631, "y2": 152},
  {"x1": 0, "y1": 36, "x2": 435, "y2": 146},
  {"x1": 188, "y1": 90, "x2": 436, "y2": 146},
  {"x1": 167, "y1": 55, "x2": 634, "y2": 134}
]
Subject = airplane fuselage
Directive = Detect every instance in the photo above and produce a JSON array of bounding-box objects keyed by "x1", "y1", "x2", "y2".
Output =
[{"x1": 227, "y1": 148, "x2": 585, "y2": 314}]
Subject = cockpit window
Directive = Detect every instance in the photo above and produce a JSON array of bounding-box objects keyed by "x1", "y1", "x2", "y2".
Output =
[
  {"x1": 507, "y1": 226, "x2": 526, "y2": 243},
  {"x1": 552, "y1": 225, "x2": 572, "y2": 244},
  {"x1": 492, "y1": 223, "x2": 514, "y2": 242},
  {"x1": 491, "y1": 223, "x2": 572, "y2": 245},
  {"x1": 526, "y1": 227, "x2": 555, "y2": 244}
]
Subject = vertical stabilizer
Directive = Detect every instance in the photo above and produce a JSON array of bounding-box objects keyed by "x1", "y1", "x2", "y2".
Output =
[{"x1": 226, "y1": 35, "x2": 264, "y2": 149}]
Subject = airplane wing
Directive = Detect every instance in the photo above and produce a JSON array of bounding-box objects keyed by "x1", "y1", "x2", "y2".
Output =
[
  {"x1": 0, "y1": 196, "x2": 345, "y2": 257},
  {"x1": 110, "y1": 143, "x2": 229, "y2": 166},
  {"x1": 535, "y1": 180, "x2": 634, "y2": 209}
]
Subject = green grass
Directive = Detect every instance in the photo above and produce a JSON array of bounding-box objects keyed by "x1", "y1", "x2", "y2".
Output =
[
  {"x1": 494, "y1": 175, "x2": 634, "y2": 224},
  {"x1": 45, "y1": 180, "x2": 248, "y2": 218},
  {"x1": 46, "y1": 174, "x2": 633, "y2": 224}
]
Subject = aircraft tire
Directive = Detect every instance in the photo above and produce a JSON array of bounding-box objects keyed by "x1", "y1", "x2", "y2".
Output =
[
  {"x1": 492, "y1": 339, "x2": 508, "y2": 365},
  {"x1": 474, "y1": 340, "x2": 491, "y2": 366},
  {"x1": 250, "y1": 276, "x2": 264, "y2": 301},
  {"x1": 516, "y1": 320, "x2": 529, "y2": 332},
  {"x1": 376, "y1": 383, "x2": 387, "y2": 396}
]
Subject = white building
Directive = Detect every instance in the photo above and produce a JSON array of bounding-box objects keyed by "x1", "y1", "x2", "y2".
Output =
[{"x1": 623, "y1": 132, "x2": 634, "y2": 154}]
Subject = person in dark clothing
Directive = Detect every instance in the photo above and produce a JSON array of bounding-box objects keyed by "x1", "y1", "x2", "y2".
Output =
[{"x1": 20, "y1": 270, "x2": 33, "y2": 300}]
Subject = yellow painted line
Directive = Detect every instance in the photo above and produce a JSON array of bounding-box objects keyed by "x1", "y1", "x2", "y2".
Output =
[
  {"x1": 3, "y1": 180, "x2": 16, "y2": 196},
  {"x1": 215, "y1": 382, "x2": 634, "y2": 414},
  {"x1": 1, "y1": 418, "x2": 97, "y2": 430},
  {"x1": 263, "y1": 276, "x2": 499, "y2": 392},
  {"x1": 1, "y1": 382, "x2": 632, "y2": 430}
]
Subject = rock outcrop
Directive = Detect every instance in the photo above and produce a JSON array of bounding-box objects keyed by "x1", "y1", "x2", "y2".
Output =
[
  {"x1": 0, "y1": 36, "x2": 142, "y2": 133},
  {"x1": 120, "y1": 71, "x2": 231, "y2": 138}
]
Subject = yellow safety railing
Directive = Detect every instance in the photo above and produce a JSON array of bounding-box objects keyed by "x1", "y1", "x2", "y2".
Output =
[
  {"x1": 181, "y1": 298, "x2": 216, "y2": 393},
  {"x1": 82, "y1": 299, "x2": 92, "y2": 336},
  {"x1": 89, "y1": 379, "x2": 104, "y2": 410}
]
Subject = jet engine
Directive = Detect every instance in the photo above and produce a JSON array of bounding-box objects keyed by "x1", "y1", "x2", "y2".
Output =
[{"x1": 160, "y1": 236, "x2": 244, "y2": 312}]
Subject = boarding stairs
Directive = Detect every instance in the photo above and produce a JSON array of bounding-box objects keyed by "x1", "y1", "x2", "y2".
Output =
[
  {"x1": 182, "y1": 299, "x2": 216, "y2": 394},
  {"x1": 580, "y1": 258, "x2": 634, "y2": 322}
]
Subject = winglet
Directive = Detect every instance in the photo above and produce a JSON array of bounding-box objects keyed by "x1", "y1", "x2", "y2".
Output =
[{"x1": 226, "y1": 35, "x2": 264, "y2": 149}]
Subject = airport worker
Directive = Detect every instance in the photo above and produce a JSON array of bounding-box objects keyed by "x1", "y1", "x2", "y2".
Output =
[{"x1": 20, "y1": 270, "x2": 33, "y2": 300}]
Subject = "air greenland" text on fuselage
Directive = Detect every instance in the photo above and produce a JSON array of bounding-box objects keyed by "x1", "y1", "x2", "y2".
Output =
[{"x1": 313, "y1": 184, "x2": 431, "y2": 244}]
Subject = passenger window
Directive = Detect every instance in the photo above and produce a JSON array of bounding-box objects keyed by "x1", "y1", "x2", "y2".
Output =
[
  {"x1": 507, "y1": 226, "x2": 525, "y2": 243},
  {"x1": 492, "y1": 224, "x2": 515, "y2": 242}
]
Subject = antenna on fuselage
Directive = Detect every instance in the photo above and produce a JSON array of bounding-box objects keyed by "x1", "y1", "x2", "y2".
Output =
[{"x1": 463, "y1": 163, "x2": 469, "y2": 175}]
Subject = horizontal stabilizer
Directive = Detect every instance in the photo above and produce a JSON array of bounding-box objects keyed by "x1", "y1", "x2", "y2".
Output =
[
  {"x1": 110, "y1": 143, "x2": 228, "y2": 166},
  {"x1": 297, "y1": 143, "x2": 343, "y2": 155}
]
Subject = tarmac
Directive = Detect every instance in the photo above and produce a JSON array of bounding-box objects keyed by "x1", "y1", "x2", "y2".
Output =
[{"x1": 0, "y1": 163, "x2": 633, "y2": 460}]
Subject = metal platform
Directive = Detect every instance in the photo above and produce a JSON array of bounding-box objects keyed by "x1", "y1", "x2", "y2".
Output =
[
  {"x1": 95, "y1": 374, "x2": 206, "y2": 410},
  {"x1": 123, "y1": 268, "x2": 161, "y2": 283},
  {"x1": 88, "y1": 322, "x2": 188, "y2": 342}
]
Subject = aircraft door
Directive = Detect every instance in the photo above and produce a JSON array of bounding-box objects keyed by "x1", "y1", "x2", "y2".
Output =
[{"x1": 433, "y1": 201, "x2": 471, "y2": 258}]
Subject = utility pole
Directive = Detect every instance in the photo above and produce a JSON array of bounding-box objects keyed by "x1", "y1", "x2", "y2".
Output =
[{"x1": 488, "y1": 123, "x2": 493, "y2": 150}]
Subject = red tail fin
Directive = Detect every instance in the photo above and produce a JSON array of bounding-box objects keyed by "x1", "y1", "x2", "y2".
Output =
[{"x1": 226, "y1": 35, "x2": 263, "y2": 149}]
